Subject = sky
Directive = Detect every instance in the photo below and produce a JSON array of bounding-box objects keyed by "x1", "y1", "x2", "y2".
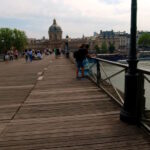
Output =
[{"x1": 0, "y1": 0, "x2": 149, "y2": 39}]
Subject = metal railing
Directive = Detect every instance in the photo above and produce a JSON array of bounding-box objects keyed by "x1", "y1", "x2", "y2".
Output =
[
  {"x1": 87, "y1": 57, "x2": 150, "y2": 132},
  {"x1": 88, "y1": 57, "x2": 127, "y2": 106}
]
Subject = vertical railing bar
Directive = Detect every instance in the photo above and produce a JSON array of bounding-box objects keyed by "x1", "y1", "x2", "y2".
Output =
[{"x1": 97, "y1": 60, "x2": 100, "y2": 87}]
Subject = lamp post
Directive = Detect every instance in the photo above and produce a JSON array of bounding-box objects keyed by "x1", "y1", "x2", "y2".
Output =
[
  {"x1": 120, "y1": 0, "x2": 140, "y2": 124},
  {"x1": 65, "y1": 35, "x2": 69, "y2": 58}
]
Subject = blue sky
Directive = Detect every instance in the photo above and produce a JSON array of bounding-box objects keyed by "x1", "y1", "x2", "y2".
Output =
[{"x1": 0, "y1": 0, "x2": 149, "y2": 39}]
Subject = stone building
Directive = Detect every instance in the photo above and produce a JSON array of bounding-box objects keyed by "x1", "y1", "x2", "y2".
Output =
[
  {"x1": 27, "y1": 21, "x2": 130, "y2": 54},
  {"x1": 48, "y1": 19, "x2": 63, "y2": 50},
  {"x1": 27, "y1": 19, "x2": 63, "y2": 50}
]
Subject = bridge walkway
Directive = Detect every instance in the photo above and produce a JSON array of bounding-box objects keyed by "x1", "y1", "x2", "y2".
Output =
[{"x1": 0, "y1": 56, "x2": 150, "y2": 149}]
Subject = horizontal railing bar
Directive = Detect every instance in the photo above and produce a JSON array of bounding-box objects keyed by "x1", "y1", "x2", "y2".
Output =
[
  {"x1": 90, "y1": 57, "x2": 128, "y2": 68},
  {"x1": 89, "y1": 57, "x2": 150, "y2": 75},
  {"x1": 138, "y1": 68, "x2": 150, "y2": 75}
]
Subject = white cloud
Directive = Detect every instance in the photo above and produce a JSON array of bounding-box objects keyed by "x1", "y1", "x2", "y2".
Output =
[{"x1": 0, "y1": 0, "x2": 149, "y2": 38}]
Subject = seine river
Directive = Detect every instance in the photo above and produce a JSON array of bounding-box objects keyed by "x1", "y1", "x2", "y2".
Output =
[
  {"x1": 139, "y1": 61, "x2": 150, "y2": 109},
  {"x1": 92, "y1": 60, "x2": 150, "y2": 110}
]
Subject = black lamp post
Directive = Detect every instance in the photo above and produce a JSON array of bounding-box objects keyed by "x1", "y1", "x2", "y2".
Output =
[
  {"x1": 65, "y1": 35, "x2": 69, "y2": 58},
  {"x1": 120, "y1": 0, "x2": 140, "y2": 124}
]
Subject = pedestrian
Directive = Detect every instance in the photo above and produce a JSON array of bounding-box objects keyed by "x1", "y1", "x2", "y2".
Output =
[
  {"x1": 25, "y1": 49, "x2": 28, "y2": 62},
  {"x1": 28, "y1": 49, "x2": 33, "y2": 62},
  {"x1": 5, "y1": 52, "x2": 9, "y2": 63},
  {"x1": 54, "y1": 48, "x2": 58, "y2": 58},
  {"x1": 14, "y1": 49, "x2": 18, "y2": 59},
  {"x1": 37, "y1": 51, "x2": 42, "y2": 60},
  {"x1": 9, "y1": 50, "x2": 14, "y2": 61},
  {"x1": 74, "y1": 44, "x2": 89, "y2": 78}
]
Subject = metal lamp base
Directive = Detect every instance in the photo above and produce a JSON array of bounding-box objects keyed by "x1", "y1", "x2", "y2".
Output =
[{"x1": 120, "y1": 109, "x2": 138, "y2": 124}]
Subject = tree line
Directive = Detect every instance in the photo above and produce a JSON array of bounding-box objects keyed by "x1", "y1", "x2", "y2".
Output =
[
  {"x1": 94, "y1": 42, "x2": 115, "y2": 54},
  {"x1": 0, "y1": 28, "x2": 27, "y2": 54}
]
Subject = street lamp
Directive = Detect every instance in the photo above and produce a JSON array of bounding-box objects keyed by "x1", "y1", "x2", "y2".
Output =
[
  {"x1": 120, "y1": 0, "x2": 142, "y2": 124},
  {"x1": 65, "y1": 35, "x2": 69, "y2": 58}
]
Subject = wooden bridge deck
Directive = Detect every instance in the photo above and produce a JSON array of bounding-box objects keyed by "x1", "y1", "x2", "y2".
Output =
[{"x1": 0, "y1": 55, "x2": 150, "y2": 149}]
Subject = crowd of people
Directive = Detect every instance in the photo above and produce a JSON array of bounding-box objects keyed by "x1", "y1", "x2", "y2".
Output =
[
  {"x1": 3, "y1": 49, "x2": 19, "y2": 61},
  {"x1": 2, "y1": 44, "x2": 91, "y2": 80},
  {"x1": 24, "y1": 49, "x2": 43, "y2": 62}
]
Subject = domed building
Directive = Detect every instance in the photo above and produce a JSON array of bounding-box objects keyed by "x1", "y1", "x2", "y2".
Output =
[{"x1": 48, "y1": 19, "x2": 63, "y2": 49}]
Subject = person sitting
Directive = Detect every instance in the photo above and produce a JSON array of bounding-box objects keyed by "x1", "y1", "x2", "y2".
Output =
[{"x1": 37, "y1": 51, "x2": 42, "y2": 59}]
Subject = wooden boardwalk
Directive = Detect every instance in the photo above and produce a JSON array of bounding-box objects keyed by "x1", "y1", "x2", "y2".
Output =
[{"x1": 0, "y1": 55, "x2": 150, "y2": 149}]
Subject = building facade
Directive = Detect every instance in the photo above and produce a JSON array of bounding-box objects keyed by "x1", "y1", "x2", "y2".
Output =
[
  {"x1": 27, "y1": 22, "x2": 130, "y2": 54},
  {"x1": 27, "y1": 19, "x2": 63, "y2": 50}
]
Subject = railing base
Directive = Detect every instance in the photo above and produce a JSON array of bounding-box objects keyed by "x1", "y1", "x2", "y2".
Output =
[{"x1": 120, "y1": 109, "x2": 139, "y2": 124}]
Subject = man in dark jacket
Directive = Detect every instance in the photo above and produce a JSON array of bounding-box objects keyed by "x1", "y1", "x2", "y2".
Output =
[{"x1": 74, "y1": 44, "x2": 89, "y2": 78}]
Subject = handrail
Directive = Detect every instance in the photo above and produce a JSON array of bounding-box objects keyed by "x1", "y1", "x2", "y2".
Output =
[
  {"x1": 90, "y1": 57, "x2": 150, "y2": 75},
  {"x1": 90, "y1": 57, "x2": 128, "y2": 68},
  {"x1": 138, "y1": 68, "x2": 150, "y2": 75}
]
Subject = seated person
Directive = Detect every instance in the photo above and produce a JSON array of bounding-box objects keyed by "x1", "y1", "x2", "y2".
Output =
[{"x1": 37, "y1": 51, "x2": 42, "y2": 59}]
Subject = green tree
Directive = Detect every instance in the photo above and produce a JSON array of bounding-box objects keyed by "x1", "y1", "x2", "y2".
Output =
[
  {"x1": 101, "y1": 42, "x2": 108, "y2": 53},
  {"x1": 138, "y1": 33, "x2": 150, "y2": 48},
  {"x1": 108, "y1": 43, "x2": 115, "y2": 53},
  {"x1": 0, "y1": 28, "x2": 13, "y2": 53},
  {"x1": 0, "y1": 28, "x2": 27, "y2": 54},
  {"x1": 13, "y1": 29, "x2": 27, "y2": 51},
  {"x1": 94, "y1": 45, "x2": 100, "y2": 54}
]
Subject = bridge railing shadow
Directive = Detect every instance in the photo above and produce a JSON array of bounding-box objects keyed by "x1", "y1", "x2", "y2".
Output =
[{"x1": 87, "y1": 57, "x2": 150, "y2": 132}]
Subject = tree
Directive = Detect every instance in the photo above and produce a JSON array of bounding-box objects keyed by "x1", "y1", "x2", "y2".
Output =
[
  {"x1": 13, "y1": 29, "x2": 27, "y2": 51},
  {"x1": 101, "y1": 42, "x2": 108, "y2": 53},
  {"x1": 0, "y1": 28, "x2": 27, "y2": 54},
  {"x1": 0, "y1": 28, "x2": 13, "y2": 53},
  {"x1": 94, "y1": 45, "x2": 100, "y2": 54},
  {"x1": 138, "y1": 33, "x2": 150, "y2": 48},
  {"x1": 108, "y1": 43, "x2": 115, "y2": 53}
]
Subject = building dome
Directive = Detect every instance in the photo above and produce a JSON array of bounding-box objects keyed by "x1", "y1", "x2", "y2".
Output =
[{"x1": 49, "y1": 19, "x2": 62, "y2": 34}]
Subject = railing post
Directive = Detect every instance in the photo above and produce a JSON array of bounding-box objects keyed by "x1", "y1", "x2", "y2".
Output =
[
  {"x1": 120, "y1": 0, "x2": 140, "y2": 124},
  {"x1": 137, "y1": 72, "x2": 145, "y2": 122},
  {"x1": 97, "y1": 60, "x2": 101, "y2": 87}
]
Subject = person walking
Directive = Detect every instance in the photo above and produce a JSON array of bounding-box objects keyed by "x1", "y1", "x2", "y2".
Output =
[
  {"x1": 74, "y1": 44, "x2": 89, "y2": 78},
  {"x1": 28, "y1": 49, "x2": 33, "y2": 62},
  {"x1": 25, "y1": 49, "x2": 28, "y2": 62}
]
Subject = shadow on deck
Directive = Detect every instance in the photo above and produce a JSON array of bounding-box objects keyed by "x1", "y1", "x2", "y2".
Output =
[{"x1": 0, "y1": 56, "x2": 149, "y2": 149}]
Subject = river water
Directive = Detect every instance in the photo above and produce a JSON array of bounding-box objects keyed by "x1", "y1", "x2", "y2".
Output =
[{"x1": 139, "y1": 61, "x2": 150, "y2": 109}]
